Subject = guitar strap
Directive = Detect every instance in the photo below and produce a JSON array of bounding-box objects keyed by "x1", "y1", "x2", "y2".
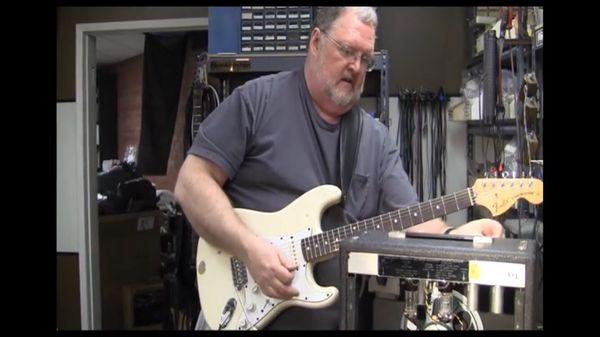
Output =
[{"x1": 339, "y1": 106, "x2": 364, "y2": 205}]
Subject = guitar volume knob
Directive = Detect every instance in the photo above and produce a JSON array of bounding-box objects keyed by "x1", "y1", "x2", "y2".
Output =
[
  {"x1": 246, "y1": 303, "x2": 255, "y2": 311},
  {"x1": 252, "y1": 285, "x2": 259, "y2": 293}
]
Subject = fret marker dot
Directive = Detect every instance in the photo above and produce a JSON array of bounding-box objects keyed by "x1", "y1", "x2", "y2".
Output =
[
  {"x1": 436, "y1": 206, "x2": 440, "y2": 209},
  {"x1": 414, "y1": 213, "x2": 417, "y2": 217},
  {"x1": 377, "y1": 225, "x2": 380, "y2": 229},
  {"x1": 394, "y1": 219, "x2": 397, "y2": 223}
]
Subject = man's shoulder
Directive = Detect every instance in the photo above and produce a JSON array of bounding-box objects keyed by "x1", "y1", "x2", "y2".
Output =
[
  {"x1": 358, "y1": 108, "x2": 388, "y2": 136},
  {"x1": 237, "y1": 69, "x2": 299, "y2": 96}
]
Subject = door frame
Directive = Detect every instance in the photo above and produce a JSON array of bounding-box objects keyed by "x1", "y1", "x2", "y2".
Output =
[{"x1": 74, "y1": 17, "x2": 208, "y2": 329}]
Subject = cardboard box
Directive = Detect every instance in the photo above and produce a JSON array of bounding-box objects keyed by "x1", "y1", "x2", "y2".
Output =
[{"x1": 99, "y1": 210, "x2": 164, "y2": 329}]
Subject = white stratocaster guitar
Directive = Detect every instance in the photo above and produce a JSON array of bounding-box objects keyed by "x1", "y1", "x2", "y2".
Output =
[{"x1": 195, "y1": 178, "x2": 543, "y2": 330}]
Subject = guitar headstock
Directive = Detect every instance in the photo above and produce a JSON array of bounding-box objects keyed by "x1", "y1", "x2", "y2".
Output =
[{"x1": 471, "y1": 178, "x2": 543, "y2": 216}]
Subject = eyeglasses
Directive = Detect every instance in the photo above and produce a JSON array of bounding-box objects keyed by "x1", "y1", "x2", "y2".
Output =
[{"x1": 321, "y1": 30, "x2": 375, "y2": 72}]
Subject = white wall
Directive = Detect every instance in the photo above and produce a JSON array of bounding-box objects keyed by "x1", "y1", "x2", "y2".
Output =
[
  {"x1": 57, "y1": 102, "x2": 79, "y2": 253},
  {"x1": 387, "y1": 96, "x2": 468, "y2": 227},
  {"x1": 444, "y1": 117, "x2": 468, "y2": 226}
]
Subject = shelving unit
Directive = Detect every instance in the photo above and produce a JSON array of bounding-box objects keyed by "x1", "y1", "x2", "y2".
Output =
[
  {"x1": 463, "y1": 7, "x2": 543, "y2": 229},
  {"x1": 467, "y1": 118, "x2": 518, "y2": 138},
  {"x1": 206, "y1": 50, "x2": 390, "y2": 124}
]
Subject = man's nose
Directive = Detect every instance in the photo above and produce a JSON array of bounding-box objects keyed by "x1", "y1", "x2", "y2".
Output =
[{"x1": 347, "y1": 55, "x2": 361, "y2": 73}]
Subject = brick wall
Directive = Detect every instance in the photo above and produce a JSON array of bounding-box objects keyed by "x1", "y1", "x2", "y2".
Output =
[{"x1": 107, "y1": 39, "x2": 196, "y2": 192}]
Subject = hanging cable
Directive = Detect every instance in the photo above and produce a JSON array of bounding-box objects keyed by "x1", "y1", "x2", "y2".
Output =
[
  {"x1": 188, "y1": 52, "x2": 220, "y2": 147},
  {"x1": 397, "y1": 88, "x2": 447, "y2": 204}
]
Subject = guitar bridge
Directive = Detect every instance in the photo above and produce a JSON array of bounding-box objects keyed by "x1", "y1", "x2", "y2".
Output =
[{"x1": 231, "y1": 258, "x2": 248, "y2": 290}]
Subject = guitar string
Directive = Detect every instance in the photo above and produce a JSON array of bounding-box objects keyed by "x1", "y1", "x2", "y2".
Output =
[
  {"x1": 299, "y1": 190, "x2": 474, "y2": 257},
  {"x1": 272, "y1": 189, "x2": 474, "y2": 257},
  {"x1": 269, "y1": 180, "x2": 534, "y2": 260},
  {"x1": 268, "y1": 189, "x2": 475, "y2": 260}
]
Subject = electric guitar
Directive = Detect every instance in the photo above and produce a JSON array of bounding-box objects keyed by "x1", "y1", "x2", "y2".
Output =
[{"x1": 195, "y1": 178, "x2": 543, "y2": 330}]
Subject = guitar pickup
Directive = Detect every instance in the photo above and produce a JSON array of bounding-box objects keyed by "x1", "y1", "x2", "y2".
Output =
[{"x1": 231, "y1": 258, "x2": 248, "y2": 290}]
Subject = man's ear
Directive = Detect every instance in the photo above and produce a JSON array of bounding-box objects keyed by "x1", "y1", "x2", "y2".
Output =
[{"x1": 309, "y1": 28, "x2": 320, "y2": 57}]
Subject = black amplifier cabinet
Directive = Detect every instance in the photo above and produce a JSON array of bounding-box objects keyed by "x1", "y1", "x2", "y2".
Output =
[{"x1": 340, "y1": 231, "x2": 541, "y2": 330}]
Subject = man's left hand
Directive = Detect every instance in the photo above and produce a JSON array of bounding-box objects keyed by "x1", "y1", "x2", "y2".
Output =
[{"x1": 450, "y1": 218, "x2": 504, "y2": 237}]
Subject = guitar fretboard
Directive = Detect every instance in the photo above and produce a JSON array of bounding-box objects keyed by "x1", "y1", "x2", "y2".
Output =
[{"x1": 300, "y1": 188, "x2": 474, "y2": 262}]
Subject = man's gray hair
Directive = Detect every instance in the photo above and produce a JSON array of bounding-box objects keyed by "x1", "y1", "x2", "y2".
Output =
[{"x1": 313, "y1": 7, "x2": 378, "y2": 33}]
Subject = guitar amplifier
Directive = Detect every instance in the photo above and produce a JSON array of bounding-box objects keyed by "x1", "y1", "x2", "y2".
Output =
[{"x1": 339, "y1": 231, "x2": 541, "y2": 330}]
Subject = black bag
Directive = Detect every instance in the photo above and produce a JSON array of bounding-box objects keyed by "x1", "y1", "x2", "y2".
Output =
[
  {"x1": 97, "y1": 161, "x2": 156, "y2": 214},
  {"x1": 117, "y1": 177, "x2": 158, "y2": 213}
]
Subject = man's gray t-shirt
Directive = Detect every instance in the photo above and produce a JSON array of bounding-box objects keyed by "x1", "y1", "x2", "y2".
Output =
[{"x1": 189, "y1": 68, "x2": 418, "y2": 329}]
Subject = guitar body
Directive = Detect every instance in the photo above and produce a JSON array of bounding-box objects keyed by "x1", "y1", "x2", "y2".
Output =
[{"x1": 195, "y1": 185, "x2": 342, "y2": 330}]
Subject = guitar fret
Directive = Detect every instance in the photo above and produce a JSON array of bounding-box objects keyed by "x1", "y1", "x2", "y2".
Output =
[
  {"x1": 398, "y1": 209, "x2": 405, "y2": 229},
  {"x1": 315, "y1": 233, "x2": 322, "y2": 258},
  {"x1": 328, "y1": 231, "x2": 334, "y2": 253},
  {"x1": 467, "y1": 188, "x2": 475, "y2": 206},
  {"x1": 453, "y1": 192, "x2": 460, "y2": 211},
  {"x1": 428, "y1": 200, "x2": 435, "y2": 220},
  {"x1": 319, "y1": 233, "x2": 325, "y2": 258},
  {"x1": 429, "y1": 199, "x2": 435, "y2": 218},
  {"x1": 417, "y1": 203, "x2": 424, "y2": 223},
  {"x1": 303, "y1": 238, "x2": 310, "y2": 261},
  {"x1": 309, "y1": 235, "x2": 316, "y2": 260},
  {"x1": 441, "y1": 196, "x2": 447, "y2": 214}
]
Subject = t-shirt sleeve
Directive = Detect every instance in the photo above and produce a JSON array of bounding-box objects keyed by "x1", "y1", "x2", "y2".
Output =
[
  {"x1": 187, "y1": 86, "x2": 256, "y2": 180},
  {"x1": 377, "y1": 131, "x2": 419, "y2": 212}
]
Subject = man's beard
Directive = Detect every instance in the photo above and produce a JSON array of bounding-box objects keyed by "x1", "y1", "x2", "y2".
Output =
[{"x1": 316, "y1": 53, "x2": 364, "y2": 108}]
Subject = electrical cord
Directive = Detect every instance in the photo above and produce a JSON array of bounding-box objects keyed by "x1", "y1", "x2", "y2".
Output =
[
  {"x1": 188, "y1": 52, "x2": 220, "y2": 146},
  {"x1": 397, "y1": 88, "x2": 447, "y2": 203}
]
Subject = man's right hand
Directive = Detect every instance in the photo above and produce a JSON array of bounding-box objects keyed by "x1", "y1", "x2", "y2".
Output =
[{"x1": 243, "y1": 237, "x2": 300, "y2": 300}]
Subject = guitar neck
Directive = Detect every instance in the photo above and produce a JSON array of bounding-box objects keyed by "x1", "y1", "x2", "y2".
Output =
[{"x1": 300, "y1": 188, "x2": 475, "y2": 262}]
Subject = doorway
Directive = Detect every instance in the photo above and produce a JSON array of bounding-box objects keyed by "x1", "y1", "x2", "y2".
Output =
[{"x1": 74, "y1": 17, "x2": 208, "y2": 329}]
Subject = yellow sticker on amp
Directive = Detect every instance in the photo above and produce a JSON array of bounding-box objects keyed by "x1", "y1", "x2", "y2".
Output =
[{"x1": 468, "y1": 260, "x2": 526, "y2": 288}]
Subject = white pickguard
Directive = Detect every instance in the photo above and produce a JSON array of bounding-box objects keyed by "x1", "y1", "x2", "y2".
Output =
[
  {"x1": 196, "y1": 185, "x2": 342, "y2": 330},
  {"x1": 238, "y1": 228, "x2": 335, "y2": 329}
]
